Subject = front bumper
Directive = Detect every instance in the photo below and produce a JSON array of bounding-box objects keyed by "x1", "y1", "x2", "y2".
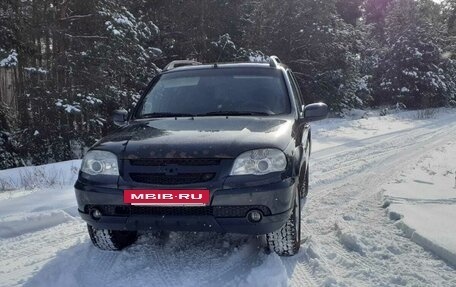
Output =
[{"x1": 75, "y1": 178, "x2": 296, "y2": 235}]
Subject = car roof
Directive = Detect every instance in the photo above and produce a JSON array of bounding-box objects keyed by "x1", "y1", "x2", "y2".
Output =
[{"x1": 161, "y1": 62, "x2": 287, "y2": 74}]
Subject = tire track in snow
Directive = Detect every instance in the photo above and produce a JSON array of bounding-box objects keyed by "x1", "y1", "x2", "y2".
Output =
[
  {"x1": 310, "y1": 117, "x2": 455, "y2": 201},
  {"x1": 284, "y1": 249, "x2": 319, "y2": 287},
  {"x1": 0, "y1": 221, "x2": 86, "y2": 287},
  {"x1": 289, "y1": 116, "x2": 456, "y2": 286},
  {"x1": 67, "y1": 232, "x2": 268, "y2": 287},
  {"x1": 284, "y1": 122, "x2": 452, "y2": 286}
]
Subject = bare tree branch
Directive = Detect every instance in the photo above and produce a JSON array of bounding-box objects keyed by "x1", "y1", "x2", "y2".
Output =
[
  {"x1": 60, "y1": 14, "x2": 94, "y2": 21},
  {"x1": 64, "y1": 33, "x2": 108, "y2": 39}
]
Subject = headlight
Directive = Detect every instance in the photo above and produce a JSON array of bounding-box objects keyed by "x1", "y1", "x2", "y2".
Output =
[
  {"x1": 81, "y1": 150, "x2": 119, "y2": 176},
  {"x1": 230, "y1": 148, "x2": 287, "y2": 176}
]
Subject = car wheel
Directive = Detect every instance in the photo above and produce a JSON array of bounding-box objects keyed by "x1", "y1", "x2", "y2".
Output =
[
  {"x1": 87, "y1": 224, "x2": 138, "y2": 251},
  {"x1": 300, "y1": 165, "x2": 309, "y2": 198},
  {"x1": 266, "y1": 189, "x2": 301, "y2": 256}
]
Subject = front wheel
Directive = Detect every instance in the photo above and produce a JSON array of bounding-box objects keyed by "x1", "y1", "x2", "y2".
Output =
[
  {"x1": 266, "y1": 190, "x2": 301, "y2": 256},
  {"x1": 87, "y1": 224, "x2": 138, "y2": 251}
]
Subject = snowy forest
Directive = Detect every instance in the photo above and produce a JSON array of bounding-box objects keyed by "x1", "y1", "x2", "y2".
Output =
[{"x1": 0, "y1": 0, "x2": 455, "y2": 169}]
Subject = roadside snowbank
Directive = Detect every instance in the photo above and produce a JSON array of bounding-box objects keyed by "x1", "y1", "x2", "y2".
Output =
[
  {"x1": 0, "y1": 210, "x2": 75, "y2": 239},
  {"x1": 383, "y1": 141, "x2": 456, "y2": 267},
  {"x1": 311, "y1": 108, "x2": 453, "y2": 152},
  {"x1": 0, "y1": 160, "x2": 80, "y2": 191}
]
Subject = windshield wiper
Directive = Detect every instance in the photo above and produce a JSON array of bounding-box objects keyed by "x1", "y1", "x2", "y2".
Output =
[
  {"x1": 140, "y1": 112, "x2": 196, "y2": 118},
  {"x1": 196, "y1": 111, "x2": 272, "y2": 117}
]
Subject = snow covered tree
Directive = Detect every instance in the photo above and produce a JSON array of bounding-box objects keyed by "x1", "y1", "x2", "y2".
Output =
[
  {"x1": 0, "y1": 102, "x2": 20, "y2": 169},
  {"x1": 0, "y1": 0, "x2": 163, "y2": 166},
  {"x1": 336, "y1": 0, "x2": 363, "y2": 26},
  {"x1": 1, "y1": 0, "x2": 454, "y2": 168},
  {"x1": 445, "y1": 0, "x2": 456, "y2": 35},
  {"x1": 442, "y1": 0, "x2": 456, "y2": 61},
  {"x1": 244, "y1": 0, "x2": 371, "y2": 111},
  {"x1": 42, "y1": 0, "x2": 163, "y2": 160},
  {"x1": 58, "y1": 0, "x2": 161, "y2": 125},
  {"x1": 375, "y1": 0, "x2": 456, "y2": 108},
  {"x1": 363, "y1": 0, "x2": 393, "y2": 43},
  {"x1": 135, "y1": 0, "x2": 247, "y2": 64},
  {"x1": 209, "y1": 34, "x2": 242, "y2": 62}
]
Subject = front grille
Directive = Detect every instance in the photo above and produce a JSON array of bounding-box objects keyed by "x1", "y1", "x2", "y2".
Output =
[
  {"x1": 130, "y1": 173, "x2": 216, "y2": 185},
  {"x1": 85, "y1": 205, "x2": 272, "y2": 218},
  {"x1": 130, "y1": 158, "x2": 221, "y2": 166}
]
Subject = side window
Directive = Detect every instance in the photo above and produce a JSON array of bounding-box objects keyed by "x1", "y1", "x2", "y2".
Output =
[
  {"x1": 287, "y1": 71, "x2": 303, "y2": 111},
  {"x1": 290, "y1": 72, "x2": 305, "y2": 106}
]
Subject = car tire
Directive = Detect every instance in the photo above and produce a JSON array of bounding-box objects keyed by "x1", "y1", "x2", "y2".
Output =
[
  {"x1": 300, "y1": 165, "x2": 309, "y2": 198},
  {"x1": 266, "y1": 190, "x2": 301, "y2": 256},
  {"x1": 87, "y1": 224, "x2": 138, "y2": 251}
]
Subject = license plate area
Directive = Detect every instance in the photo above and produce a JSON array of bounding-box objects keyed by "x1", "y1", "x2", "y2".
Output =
[{"x1": 124, "y1": 189, "x2": 210, "y2": 206}]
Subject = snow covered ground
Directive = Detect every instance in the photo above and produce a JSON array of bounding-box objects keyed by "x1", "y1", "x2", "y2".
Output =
[
  {"x1": 383, "y1": 141, "x2": 456, "y2": 268},
  {"x1": 1, "y1": 109, "x2": 456, "y2": 287}
]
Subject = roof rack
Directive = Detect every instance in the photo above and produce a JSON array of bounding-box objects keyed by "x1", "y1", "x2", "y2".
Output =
[
  {"x1": 163, "y1": 60, "x2": 202, "y2": 71},
  {"x1": 269, "y1": 56, "x2": 282, "y2": 68}
]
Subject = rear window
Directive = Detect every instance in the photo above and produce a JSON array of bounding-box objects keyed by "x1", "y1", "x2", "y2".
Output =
[{"x1": 136, "y1": 68, "x2": 290, "y2": 117}]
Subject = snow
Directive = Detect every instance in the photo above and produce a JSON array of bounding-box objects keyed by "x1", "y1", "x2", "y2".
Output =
[
  {"x1": 1, "y1": 109, "x2": 456, "y2": 287},
  {"x1": 0, "y1": 160, "x2": 80, "y2": 191},
  {"x1": 55, "y1": 99, "x2": 81, "y2": 112},
  {"x1": 244, "y1": 253, "x2": 288, "y2": 287},
  {"x1": 82, "y1": 96, "x2": 102, "y2": 105},
  {"x1": 113, "y1": 15, "x2": 134, "y2": 27},
  {"x1": 249, "y1": 54, "x2": 267, "y2": 63},
  {"x1": 403, "y1": 70, "x2": 418, "y2": 78},
  {"x1": 0, "y1": 50, "x2": 18, "y2": 67},
  {"x1": 64, "y1": 104, "x2": 81, "y2": 113},
  {"x1": 340, "y1": 108, "x2": 368, "y2": 119},
  {"x1": 414, "y1": 48, "x2": 423, "y2": 58},
  {"x1": 0, "y1": 210, "x2": 75, "y2": 239},
  {"x1": 392, "y1": 205, "x2": 456, "y2": 266},
  {"x1": 150, "y1": 47, "x2": 163, "y2": 56},
  {"x1": 383, "y1": 141, "x2": 456, "y2": 267},
  {"x1": 311, "y1": 109, "x2": 426, "y2": 151},
  {"x1": 401, "y1": 87, "x2": 410, "y2": 93},
  {"x1": 356, "y1": 75, "x2": 369, "y2": 91},
  {"x1": 24, "y1": 67, "x2": 48, "y2": 74}
]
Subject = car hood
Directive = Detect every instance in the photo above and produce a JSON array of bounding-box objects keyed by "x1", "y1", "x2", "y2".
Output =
[{"x1": 95, "y1": 117, "x2": 294, "y2": 159}]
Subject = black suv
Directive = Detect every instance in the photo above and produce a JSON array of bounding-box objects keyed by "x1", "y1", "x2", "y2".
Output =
[{"x1": 75, "y1": 57, "x2": 328, "y2": 256}]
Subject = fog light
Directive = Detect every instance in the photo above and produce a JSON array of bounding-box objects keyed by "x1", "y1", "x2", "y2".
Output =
[
  {"x1": 247, "y1": 210, "x2": 263, "y2": 223},
  {"x1": 91, "y1": 208, "x2": 102, "y2": 220}
]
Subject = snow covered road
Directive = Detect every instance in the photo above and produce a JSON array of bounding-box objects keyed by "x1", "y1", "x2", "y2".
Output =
[
  {"x1": 1, "y1": 110, "x2": 456, "y2": 287},
  {"x1": 287, "y1": 110, "x2": 456, "y2": 286}
]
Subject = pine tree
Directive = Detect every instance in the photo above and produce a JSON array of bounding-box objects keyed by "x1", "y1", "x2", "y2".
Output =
[
  {"x1": 1, "y1": 0, "x2": 455, "y2": 169},
  {"x1": 443, "y1": 0, "x2": 456, "y2": 61},
  {"x1": 245, "y1": 0, "x2": 371, "y2": 110},
  {"x1": 364, "y1": 0, "x2": 393, "y2": 43},
  {"x1": 51, "y1": 0, "x2": 162, "y2": 157},
  {"x1": 445, "y1": 0, "x2": 456, "y2": 35},
  {"x1": 375, "y1": 0, "x2": 456, "y2": 108},
  {"x1": 336, "y1": 0, "x2": 363, "y2": 26}
]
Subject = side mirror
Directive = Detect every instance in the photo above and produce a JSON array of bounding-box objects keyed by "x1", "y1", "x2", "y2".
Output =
[
  {"x1": 303, "y1": 103, "x2": 328, "y2": 122},
  {"x1": 112, "y1": 109, "x2": 128, "y2": 127}
]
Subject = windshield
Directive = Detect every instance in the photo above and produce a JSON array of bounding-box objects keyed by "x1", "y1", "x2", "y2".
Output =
[{"x1": 136, "y1": 68, "x2": 290, "y2": 118}]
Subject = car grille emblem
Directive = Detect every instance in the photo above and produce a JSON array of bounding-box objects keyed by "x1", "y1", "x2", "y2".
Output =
[{"x1": 162, "y1": 164, "x2": 179, "y2": 176}]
